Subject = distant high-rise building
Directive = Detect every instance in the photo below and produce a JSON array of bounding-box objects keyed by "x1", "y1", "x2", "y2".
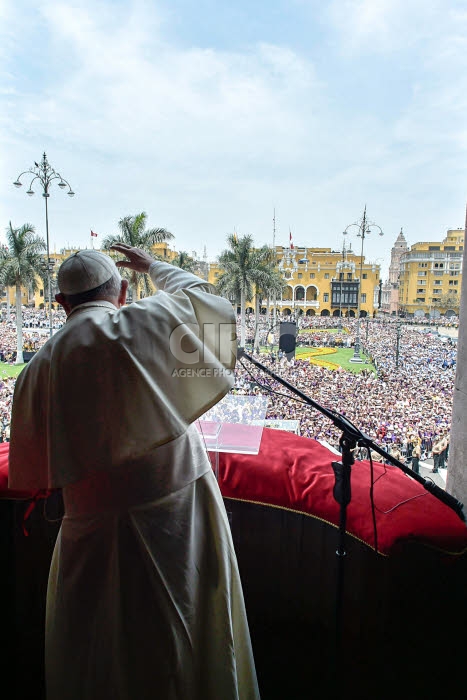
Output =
[{"x1": 389, "y1": 229, "x2": 409, "y2": 286}]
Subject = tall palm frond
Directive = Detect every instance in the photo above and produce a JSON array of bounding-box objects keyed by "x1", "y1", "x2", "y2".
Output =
[
  {"x1": 0, "y1": 222, "x2": 46, "y2": 363},
  {"x1": 102, "y1": 212, "x2": 173, "y2": 301},
  {"x1": 216, "y1": 234, "x2": 281, "y2": 348}
]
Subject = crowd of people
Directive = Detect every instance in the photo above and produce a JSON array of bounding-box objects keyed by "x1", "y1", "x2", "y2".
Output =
[
  {"x1": 0, "y1": 307, "x2": 67, "y2": 362},
  {"x1": 0, "y1": 309, "x2": 67, "y2": 439},
  {"x1": 234, "y1": 313, "x2": 456, "y2": 470},
  {"x1": 0, "y1": 307, "x2": 458, "y2": 468}
]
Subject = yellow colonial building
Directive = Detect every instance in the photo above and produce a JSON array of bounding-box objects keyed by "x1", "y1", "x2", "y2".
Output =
[
  {"x1": 398, "y1": 228, "x2": 464, "y2": 318},
  {"x1": 208, "y1": 244, "x2": 382, "y2": 318}
]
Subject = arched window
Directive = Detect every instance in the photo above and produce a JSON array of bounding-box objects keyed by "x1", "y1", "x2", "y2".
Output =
[{"x1": 294, "y1": 286, "x2": 305, "y2": 301}]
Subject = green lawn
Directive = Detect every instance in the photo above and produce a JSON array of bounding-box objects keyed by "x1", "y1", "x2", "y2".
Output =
[
  {"x1": 299, "y1": 347, "x2": 375, "y2": 374},
  {"x1": 259, "y1": 345, "x2": 375, "y2": 374}
]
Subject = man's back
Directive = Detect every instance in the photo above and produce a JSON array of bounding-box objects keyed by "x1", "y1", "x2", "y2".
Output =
[{"x1": 9, "y1": 256, "x2": 236, "y2": 491}]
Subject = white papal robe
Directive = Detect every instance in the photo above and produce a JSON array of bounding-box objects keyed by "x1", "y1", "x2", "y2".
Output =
[{"x1": 9, "y1": 261, "x2": 260, "y2": 700}]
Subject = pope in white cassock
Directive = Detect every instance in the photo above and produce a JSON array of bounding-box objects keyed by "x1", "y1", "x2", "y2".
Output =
[{"x1": 8, "y1": 244, "x2": 260, "y2": 700}]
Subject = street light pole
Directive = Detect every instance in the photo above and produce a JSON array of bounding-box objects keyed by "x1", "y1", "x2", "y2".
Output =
[
  {"x1": 13, "y1": 153, "x2": 75, "y2": 339},
  {"x1": 343, "y1": 206, "x2": 383, "y2": 363},
  {"x1": 338, "y1": 274, "x2": 343, "y2": 330},
  {"x1": 44, "y1": 192, "x2": 53, "y2": 335},
  {"x1": 395, "y1": 320, "x2": 402, "y2": 368}
]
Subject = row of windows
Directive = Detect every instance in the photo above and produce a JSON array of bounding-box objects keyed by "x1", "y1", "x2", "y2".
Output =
[
  {"x1": 285, "y1": 272, "x2": 366, "y2": 280},
  {"x1": 417, "y1": 270, "x2": 460, "y2": 277},
  {"x1": 404, "y1": 250, "x2": 463, "y2": 261},
  {"x1": 331, "y1": 292, "x2": 360, "y2": 305},
  {"x1": 417, "y1": 287, "x2": 458, "y2": 293},
  {"x1": 414, "y1": 298, "x2": 458, "y2": 303},
  {"x1": 416, "y1": 279, "x2": 457, "y2": 286}
]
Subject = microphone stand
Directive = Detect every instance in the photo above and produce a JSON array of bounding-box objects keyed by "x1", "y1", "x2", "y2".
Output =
[{"x1": 237, "y1": 347, "x2": 466, "y2": 681}]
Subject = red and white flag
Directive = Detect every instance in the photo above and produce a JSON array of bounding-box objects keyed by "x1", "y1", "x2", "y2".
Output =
[
  {"x1": 91, "y1": 230, "x2": 98, "y2": 238},
  {"x1": 289, "y1": 230, "x2": 294, "y2": 249}
]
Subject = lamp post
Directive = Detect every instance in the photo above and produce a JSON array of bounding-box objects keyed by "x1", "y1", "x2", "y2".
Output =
[
  {"x1": 343, "y1": 206, "x2": 383, "y2": 362},
  {"x1": 13, "y1": 153, "x2": 75, "y2": 339},
  {"x1": 336, "y1": 237, "x2": 349, "y2": 331},
  {"x1": 395, "y1": 320, "x2": 402, "y2": 368}
]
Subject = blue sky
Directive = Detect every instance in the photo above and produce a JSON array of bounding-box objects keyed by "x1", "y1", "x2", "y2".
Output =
[{"x1": 1, "y1": 0, "x2": 466, "y2": 280}]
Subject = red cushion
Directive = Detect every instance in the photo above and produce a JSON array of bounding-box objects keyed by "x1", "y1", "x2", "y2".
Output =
[{"x1": 214, "y1": 427, "x2": 467, "y2": 556}]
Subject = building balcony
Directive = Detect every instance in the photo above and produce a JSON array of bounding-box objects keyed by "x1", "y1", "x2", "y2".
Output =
[{"x1": 273, "y1": 300, "x2": 320, "y2": 308}]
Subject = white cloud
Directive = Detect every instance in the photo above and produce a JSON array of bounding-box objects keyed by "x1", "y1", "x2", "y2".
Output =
[
  {"x1": 326, "y1": 0, "x2": 440, "y2": 53},
  {"x1": 1, "y1": 0, "x2": 466, "y2": 264}
]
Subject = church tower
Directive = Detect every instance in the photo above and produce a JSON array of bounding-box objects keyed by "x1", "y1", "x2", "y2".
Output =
[
  {"x1": 381, "y1": 229, "x2": 408, "y2": 315},
  {"x1": 389, "y1": 229, "x2": 408, "y2": 287}
]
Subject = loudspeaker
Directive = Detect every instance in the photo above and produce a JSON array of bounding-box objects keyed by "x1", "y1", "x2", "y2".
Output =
[
  {"x1": 23, "y1": 351, "x2": 37, "y2": 363},
  {"x1": 279, "y1": 322, "x2": 296, "y2": 360}
]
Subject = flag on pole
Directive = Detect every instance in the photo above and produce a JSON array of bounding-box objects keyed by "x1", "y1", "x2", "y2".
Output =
[
  {"x1": 289, "y1": 230, "x2": 294, "y2": 249},
  {"x1": 91, "y1": 230, "x2": 98, "y2": 237}
]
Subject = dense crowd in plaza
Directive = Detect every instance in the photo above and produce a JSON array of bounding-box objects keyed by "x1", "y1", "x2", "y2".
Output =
[
  {"x1": 234, "y1": 313, "x2": 456, "y2": 466},
  {"x1": 0, "y1": 308, "x2": 458, "y2": 468},
  {"x1": 0, "y1": 308, "x2": 66, "y2": 441},
  {"x1": 0, "y1": 307, "x2": 66, "y2": 361}
]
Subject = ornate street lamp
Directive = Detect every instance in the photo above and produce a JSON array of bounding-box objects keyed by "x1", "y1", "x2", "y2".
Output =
[
  {"x1": 13, "y1": 153, "x2": 75, "y2": 338},
  {"x1": 343, "y1": 206, "x2": 383, "y2": 362}
]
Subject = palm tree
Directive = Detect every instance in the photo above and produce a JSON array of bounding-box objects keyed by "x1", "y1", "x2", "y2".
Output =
[
  {"x1": 171, "y1": 251, "x2": 196, "y2": 272},
  {"x1": 102, "y1": 212, "x2": 173, "y2": 301},
  {"x1": 0, "y1": 223, "x2": 46, "y2": 364},
  {"x1": 216, "y1": 234, "x2": 280, "y2": 348}
]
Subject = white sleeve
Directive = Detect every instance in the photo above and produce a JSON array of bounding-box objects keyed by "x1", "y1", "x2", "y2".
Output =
[{"x1": 148, "y1": 260, "x2": 215, "y2": 295}]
